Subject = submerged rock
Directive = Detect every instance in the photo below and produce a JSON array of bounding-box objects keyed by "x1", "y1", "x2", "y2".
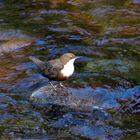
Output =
[
  {"x1": 132, "y1": 0, "x2": 140, "y2": 4},
  {"x1": 0, "y1": 92, "x2": 45, "y2": 137},
  {"x1": 0, "y1": 31, "x2": 33, "y2": 41},
  {"x1": 0, "y1": 31, "x2": 34, "y2": 54},
  {"x1": 0, "y1": 38, "x2": 32, "y2": 53}
]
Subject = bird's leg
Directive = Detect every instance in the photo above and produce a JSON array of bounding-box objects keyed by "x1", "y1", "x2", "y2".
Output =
[{"x1": 49, "y1": 81, "x2": 57, "y2": 91}]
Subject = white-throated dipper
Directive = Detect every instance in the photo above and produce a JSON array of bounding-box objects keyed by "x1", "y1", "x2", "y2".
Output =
[{"x1": 29, "y1": 53, "x2": 80, "y2": 91}]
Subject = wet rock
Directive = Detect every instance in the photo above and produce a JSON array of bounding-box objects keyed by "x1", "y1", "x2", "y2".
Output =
[
  {"x1": 48, "y1": 27, "x2": 69, "y2": 33},
  {"x1": 0, "y1": 83, "x2": 13, "y2": 93},
  {"x1": 89, "y1": 6, "x2": 115, "y2": 19},
  {"x1": 30, "y1": 85, "x2": 140, "y2": 112},
  {"x1": 30, "y1": 85, "x2": 97, "y2": 113},
  {"x1": 131, "y1": 0, "x2": 140, "y2": 4},
  {"x1": 95, "y1": 37, "x2": 140, "y2": 47},
  {"x1": 71, "y1": 125, "x2": 106, "y2": 139},
  {"x1": 0, "y1": 31, "x2": 34, "y2": 54},
  {"x1": 85, "y1": 58, "x2": 134, "y2": 74},
  {"x1": 48, "y1": 44, "x2": 104, "y2": 57},
  {"x1": 106, "y1": 25, "x2": 140, "y2": 36},
  {"x1": 16, "y1": 62, "x2": 37, "y2": 71},
  {"x1": 0, "y1": 38, "x2": 32, "y2": 53},
  {"x1": 13, "y1": 74, "x2": 46, "y2": 93},
  {"x1": 92, "y1": 106, "x2": 112, "y2": 121},
  {"x1": 32, "y1": 16, "x2": 44, "y2": 21},
  {"x1": 40, "y1": 9, "x2": 68, "y2": 16},
  {"x1": 48, "y1": 106, "x2": 115, "y2": 139},
  {"x1": 0, "y1": 93, "x2": 45, "y2": 137},
  {"x1": 70, "y1": 26, "x2": 92, "y2": 36},
  {"x1": 0, "y1": 93, "x2": 17, "y2": 108},
  {"x1": 111, "y1": 78, "x2": 136, "y2": 89},
  {"x1": 0, "y1": 31, "x2": 33, "y2": 41},
  {"x1": 116, "y1": 95, "x2": 140, "y2": 114},
  {"x1": 52, "y1": 113, "x2": 83, "y2": 129}
]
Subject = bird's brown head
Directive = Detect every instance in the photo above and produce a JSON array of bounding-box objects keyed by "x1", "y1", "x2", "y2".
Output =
[{"x1": 60, "y1": 53, "x2": 77, "y2": 64}]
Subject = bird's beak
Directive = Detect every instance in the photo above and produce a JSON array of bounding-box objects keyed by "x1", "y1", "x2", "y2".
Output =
[{"x1": 75, "y1": 56, "x2": 82, "y2": 59}]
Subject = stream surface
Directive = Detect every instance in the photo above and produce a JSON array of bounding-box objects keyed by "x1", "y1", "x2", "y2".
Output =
[{"x1": 0, "y1": 0, "x2": 140, "y2": 139}]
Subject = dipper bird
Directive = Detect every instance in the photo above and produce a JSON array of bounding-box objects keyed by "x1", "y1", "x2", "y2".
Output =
[{"x1": 29, "y1": 53, "x2": 80, "y2": 91}]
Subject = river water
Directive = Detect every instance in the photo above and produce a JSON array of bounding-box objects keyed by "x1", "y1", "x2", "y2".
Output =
[{"x1": 0, "y1": 0, "x2": 140, "y2": 139}]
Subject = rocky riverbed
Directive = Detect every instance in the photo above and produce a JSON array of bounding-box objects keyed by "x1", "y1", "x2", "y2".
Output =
[{"x1": 0, "y1": 0, "x2": 140, "y2": 139}]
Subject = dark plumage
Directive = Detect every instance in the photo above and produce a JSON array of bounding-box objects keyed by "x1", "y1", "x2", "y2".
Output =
[{"x1": 29, "y1": 53, "x2": 77, "y2": 81}]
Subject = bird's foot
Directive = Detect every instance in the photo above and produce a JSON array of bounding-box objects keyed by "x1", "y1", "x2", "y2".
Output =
[
  {"x1": 59, "y1": 82, "x2": 70, "y2": 92},
  {"x1": 59, "y1": 82, "x2": 65, "y2": 88},
  {"x1": 59, "y1": 83, "x2": 68, "y2": 91},
  {"x1": 49, "y1": 81, "x2": 71, "y2": 95}
]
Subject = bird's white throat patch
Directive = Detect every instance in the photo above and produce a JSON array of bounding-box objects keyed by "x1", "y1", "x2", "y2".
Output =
[{"x1": 61, "y1": 58, "x2": 76, "y2": 77}]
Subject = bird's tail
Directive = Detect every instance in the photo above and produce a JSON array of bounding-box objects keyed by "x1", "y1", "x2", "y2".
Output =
[{"x1": 29, "y1": 56, "x2": 46, "y2": 69}]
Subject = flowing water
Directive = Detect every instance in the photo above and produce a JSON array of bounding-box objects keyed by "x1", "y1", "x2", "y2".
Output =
[{"x1": 0, "y1": 0, "x2": 140, "y2": 139}]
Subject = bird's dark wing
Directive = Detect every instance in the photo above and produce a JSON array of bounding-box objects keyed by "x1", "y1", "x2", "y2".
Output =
[
  {"x1": 29, "y1": 56, "x2": 64, "y2": 79},
  {"x1": 44, "y1": 59, "x2": 64, "y2": 79}
]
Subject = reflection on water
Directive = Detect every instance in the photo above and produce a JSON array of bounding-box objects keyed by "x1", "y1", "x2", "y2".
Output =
[{"x1": 0, "y1": 0, "x2": 140, "y2": 139}]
